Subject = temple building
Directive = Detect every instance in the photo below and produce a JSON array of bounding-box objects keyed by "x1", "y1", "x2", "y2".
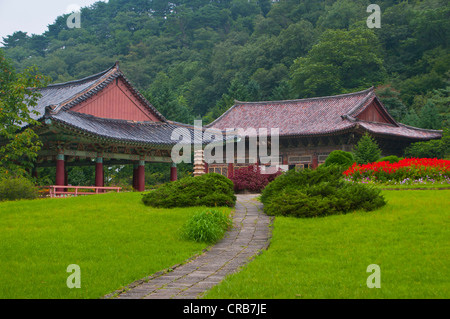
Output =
[
  {"x1": 206, "y1": 87, "x2": 442, "y2": 175},
  {"x1": 23, "y1": 62, "x2": 208, "y2": 191},
  {"x1": 9, "y1": 64, "x2": 444, "y2": 188}
]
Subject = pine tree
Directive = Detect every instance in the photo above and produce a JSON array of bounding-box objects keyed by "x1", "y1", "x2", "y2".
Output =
[{"x1": 353, "y1": 133, "x2": 382, "y2": 164}]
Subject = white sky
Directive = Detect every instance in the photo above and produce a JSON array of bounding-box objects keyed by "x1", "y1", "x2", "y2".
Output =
[{"x1": 0, "y1": 0, "x2": 108, "y2": 41}]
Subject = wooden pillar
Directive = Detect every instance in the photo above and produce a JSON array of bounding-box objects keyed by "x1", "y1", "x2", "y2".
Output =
[
  {"x1": 56, "y1": 154, "x2": 65, "y2": 192},
  {"x1": 137, "y1": 160, "x2": 145, "y2": 192},
  {"x1": 170, "y1": 163, "x2": 177, "y2": 181},
  {"x1": 312, "y1": 153, "x2": 318, "y2": 169},
  {"x1": 132, "y1": 164, "x2": 138, "y2": 190},
  {"x1": 95, "y1": 157, "x2": 104, "y2": 189},
  {"x1": 204, "y1": 162, "x2": 209, "y2": 174},
  {"x1": 227, "y1": 163, "x2": 234, "y2": 179}
]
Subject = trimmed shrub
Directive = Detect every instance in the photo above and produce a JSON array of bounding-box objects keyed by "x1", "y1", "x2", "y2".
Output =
[
  {"x1": 181, "y1": 208, "x2": 233, "y2": 243},
  {"x1": 324, "y1": 150, "x2": 355, "y2": 168},
  {"x1": 377, "y1": 155, "x2": 401, "y2": 163},
  {"x1": 0, "y1": 176, "x2": 38, "y2": 201},
  {"x1": 260, "y1": 165, "x2": 345, "y2": 205},
  {"x1": 141, "y1": 173, "x2": 236, "y2": 208},
  {"x1": 261, "y1": 166, "x2": 386, "y2": 218},
  {"x1": 231, "y1": 165, "x2": 281, "y2": 193}
]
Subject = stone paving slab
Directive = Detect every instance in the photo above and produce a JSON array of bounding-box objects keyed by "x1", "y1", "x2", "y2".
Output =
[{"x1": 105, "y1": 194, "x2": 272, "y2": 299}]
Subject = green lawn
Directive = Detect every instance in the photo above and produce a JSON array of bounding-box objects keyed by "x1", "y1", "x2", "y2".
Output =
[
  {"x1": 203, "y1": 190, "x2": 450, "y2": 299},
  {"x1": 0, "y1": 192, "x2": 230, "y2": 299}
]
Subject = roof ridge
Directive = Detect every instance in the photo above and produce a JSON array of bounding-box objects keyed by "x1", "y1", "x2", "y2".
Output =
[
  {"x1": 234, "y1": 87, "x2": 375, "y2": 105},
  {"x1": 345, "y1": 88, "x2": 376, "y2": 117},
  {"x1": 44, "y1": 62, "x2": 118, "y2": 88},
  {"x1": 64, "y1": 110, "x2": 166, "y2": 125},
  {"x1": 396, "y1": 122, "x2": 443, "y2": 133}
]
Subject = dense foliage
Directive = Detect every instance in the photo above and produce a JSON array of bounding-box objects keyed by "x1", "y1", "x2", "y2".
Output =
[
  {"x1": 377, "y1": 155, "x2": 401, "y2": 163},
  {"x1": 323, "y1": 150, "x2": 355, "y2": 168},
  {"x1": 404, "y1": 128, "x2": 450, "y2": 159},
  {"x1": 353, "y1": 133, "x2": 382, "y2": 164},
  {"x1": 0, "y1": 176, "x2": 38, "y2": 201},
  {"x1": 343, "y1": 157, "x2": 450, "y2": 184},
  {"x1": 141, "y1": 173, "x2": 236, "y2": 208},
  {"x1": 231, "y1": 165, "x2": 281, "y2": 193},
  {"x1": 260, "y1": 165, "x2": 386, "y2": 218},
  {"x1": 0, "y1": 50, "x2": 49, "y2": 176},
  {"x1": 181, "y1": 208, "x2": 233, "y2": 243},
  {"x1": 1, "y1": 0, "x2": 448, "y2": 129}
]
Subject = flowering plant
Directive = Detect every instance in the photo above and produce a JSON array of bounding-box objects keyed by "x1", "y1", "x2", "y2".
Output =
[{"x1": 343, "y1": 158, "x2": 450, "y2": 184}]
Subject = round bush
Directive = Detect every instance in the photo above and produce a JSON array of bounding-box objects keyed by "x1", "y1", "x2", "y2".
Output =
[
  {"x1": 142, "y1": 173, "x2": 236, "y2": 208},
  {"x1": 261, "y1": 166, "x2": 386, "y2": 218},
  {"x1": 0, "y1": 176, "x2": 38, "y2": 202},
  {"x1": 324, "y1": 150, "x2": 355, "y2": 168},
  {"x1": 260, "y1": 165, "x2": 345, "y2": 205},
  {"x1": 377, "y1": 155, "x2": 401, "y2": 163}
]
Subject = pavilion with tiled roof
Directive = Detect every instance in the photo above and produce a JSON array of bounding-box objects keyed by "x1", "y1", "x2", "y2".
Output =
[
  {"x1": 207, "y1": 87, "x2": 442, "y2": 173},
  {"x1": 26, "y1": 62, "x2": 209, "y2": 191}
]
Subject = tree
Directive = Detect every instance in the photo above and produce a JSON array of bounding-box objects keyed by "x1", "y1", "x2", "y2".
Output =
[
  {"x1": 419, "y1": 100, "x2": 442, "y2": 130},
  {"x1": 353, "y1": 133, "x2": 382, "y2": 164},
  {"x1": 0, "y1": 49, "x2": 49, "y2": 176},
  {"x1": 404, "y1": 128, "x2": 449, "y2": 159},
  {"x1": 289, "y1": 28, "x2": 386, "y2": 98}
]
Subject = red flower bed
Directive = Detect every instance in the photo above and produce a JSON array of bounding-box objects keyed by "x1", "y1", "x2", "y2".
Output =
[{"x1": 343, "y1": 158, "x2": 450, "y2": 183}]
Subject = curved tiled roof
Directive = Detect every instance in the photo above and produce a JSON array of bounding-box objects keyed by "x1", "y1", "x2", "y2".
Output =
[
  {"x1": 207, "y1": 87, "x2": 442, "y2": 140},
  {"x1": 28, "y1": 63, "x2": 220, "y2": 146},
  {"x1": 31, "y1": 62, "x2": 166, "y2": 123},
  {"x1": 49, "y1": 111, "x2": 195, "y2": 146}
]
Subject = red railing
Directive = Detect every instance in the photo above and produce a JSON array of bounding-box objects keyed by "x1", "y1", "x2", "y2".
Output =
[{"x1": 48, "y1": 185, "x2": 122, "y2": 198}]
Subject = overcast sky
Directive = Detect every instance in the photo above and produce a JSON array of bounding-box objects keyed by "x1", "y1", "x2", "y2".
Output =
[{"x1": 0, "y1": 0, "x2": 108, "y2": 41}]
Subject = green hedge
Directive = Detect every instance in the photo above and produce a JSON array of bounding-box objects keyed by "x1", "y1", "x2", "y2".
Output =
[
  {"x1": 0, "y1": 176, "x2": 38, "y2": 202},
  {"x1": 141, "y1": 173, "x2": 236, "y2": 208},
  {"x1": 377, "y1": 155, "x2": 402, "y2": 163},
  {"x1": 260, "y1": 166, "x2": 386, "y2": 218},
  {"x1": 323, "y1": 150, "x2": 355, "y2": 168}
]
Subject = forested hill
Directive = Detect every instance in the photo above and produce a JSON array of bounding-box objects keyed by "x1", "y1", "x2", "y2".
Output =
[{"x1": 2, "y1": 0, "x2": 449, "y2": 129}]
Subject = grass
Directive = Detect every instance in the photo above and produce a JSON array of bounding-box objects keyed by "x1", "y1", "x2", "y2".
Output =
[
  {"x1": 0, "y1": 192, "x2": 231, "y2": 299},
  {"x1": 203, "y1": 190, "x2": 450, "y2": 299},
  {"x1": 374, "y1": 183, "x2": 450, "y2": 190}
]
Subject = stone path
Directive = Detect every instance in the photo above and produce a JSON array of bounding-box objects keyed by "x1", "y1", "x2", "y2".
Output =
[{"x1": 107, "y1": 194, "x2": 271, "y2": 299}]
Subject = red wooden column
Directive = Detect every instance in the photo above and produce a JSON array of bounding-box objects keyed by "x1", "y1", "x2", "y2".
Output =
[
  {"x1": 312, "y1": 153, "x2": 319, "y2": 169},
  {"x1": 204, "y1": 162, "x2": 209, "y2": 174},
  {"x1": 95, "y1": 157, "x2": 104, "y2": 192},
  {"x1": 137, "y1": 160, "x2": 145, "y2": 192},
  {"x1": 55, "y1": 154, "x2": 65, "y2": 192},
  {"x1": 227, "y1": 163, "x2": 234, "y2": 179},
  {"x1": 170, "y1": 163, "x2": 177, "y2": 181}
]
